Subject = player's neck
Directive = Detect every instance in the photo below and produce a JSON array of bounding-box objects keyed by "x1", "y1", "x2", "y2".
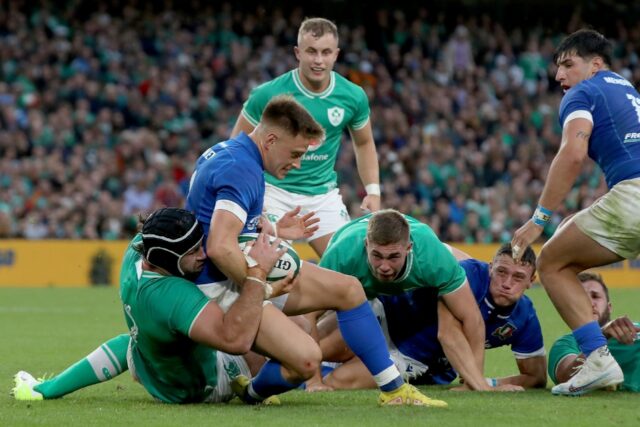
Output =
[{"x1": 296, "y1": 68, "x2": 330, "y2": 93}]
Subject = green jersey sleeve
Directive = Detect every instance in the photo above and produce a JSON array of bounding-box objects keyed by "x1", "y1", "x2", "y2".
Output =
[
  {"x1": 349, "y1": 84, "x2": 370, "y2": 130},
  {"x1": 140, "y1": 276, "x2": 210, "y2": 337},
  {"x1": 547, "y1": 333, "x2": 580, "y2": 384},
  {"x1": 241, "y1": 81, "x2": 274, "y2": 126}
]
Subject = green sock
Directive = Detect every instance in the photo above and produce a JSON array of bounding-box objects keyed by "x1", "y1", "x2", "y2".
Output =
[{"x1": 34, "y1": 334, "x2": 130, "y2": 399}]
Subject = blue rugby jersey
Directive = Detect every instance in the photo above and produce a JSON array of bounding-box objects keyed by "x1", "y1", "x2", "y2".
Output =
[
  {"x1": 186, "y1": 132, "x2": 264, "y2": 284},
  {"x1": 559, "y1": 70, "x2": 640, "y2": 188},
  {"x1": 378, "y1": 259, "x2": 544, "y2": 382}
]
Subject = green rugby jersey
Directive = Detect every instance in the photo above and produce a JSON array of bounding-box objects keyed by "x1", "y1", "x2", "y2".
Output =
[
  {"x1": 241, "y1": 69, "x2": 370, "y2": 195},
  {"x1": 548, "y1": 324, "x2": 640, "y2": 392},
  {"x1": 119, "y1": 235, "x2": 217, "y2": 403},
  {"x1": 320, "y1": 214, "x2": 466, "y2": 298}
]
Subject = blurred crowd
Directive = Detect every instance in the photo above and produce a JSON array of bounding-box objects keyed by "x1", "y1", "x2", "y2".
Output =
[{"x1": 1, "y1": 1, "x2": 639, "y2": 242}]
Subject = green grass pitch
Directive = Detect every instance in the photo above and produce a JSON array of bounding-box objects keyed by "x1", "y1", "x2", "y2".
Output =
[{"x1": 1, "y1": 286, "x2": 639, "y2": 426}]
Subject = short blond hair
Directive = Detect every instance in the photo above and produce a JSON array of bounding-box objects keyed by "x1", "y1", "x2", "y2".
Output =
[{"x1": 298, "y1": 17, "x2": 338, "y2": 45}]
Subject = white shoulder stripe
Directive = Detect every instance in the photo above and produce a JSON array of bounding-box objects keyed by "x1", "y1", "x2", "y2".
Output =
[
  {"x1": 214, "y1": 200, "x2": 248, "y2": 224},
  {"x1": 512, "y1": 346, "x2": 546, "y2": 359},
  {"x1": 563, "y1": 110, "x2": 593, "y2": 128},
  {"x1": 188, "y1": 303, "x2": 210, "y2": 337}
]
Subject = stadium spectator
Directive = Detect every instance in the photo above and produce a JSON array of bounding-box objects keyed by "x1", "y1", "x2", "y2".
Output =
[{"x1": 0, "y1": 3, "x2": 637, "y2": 241}]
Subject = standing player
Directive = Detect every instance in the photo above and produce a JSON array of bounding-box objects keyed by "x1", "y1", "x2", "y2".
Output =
[
  {"x1": 186, "y1": 96, "x2": 444, "y2": 407},
  {"x1": 512, "y1": 29, "x2": 640, "y2": 395},
  {"x1": 548, "y1": 272, "x2": 640, "y2": 393},
  {"x1": 316, "y1": 209, "x2": 490, "y2": 390},
  {"x1": 231, "y1": 17, "x2": 380, "y2": 256},
  {"x1": 315, "y1": 244, "x2": 545, "y2": 391}
]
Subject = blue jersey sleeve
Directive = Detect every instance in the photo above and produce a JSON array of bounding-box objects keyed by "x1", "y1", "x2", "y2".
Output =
[{"x1": 558, "y1": 85, "x2": 592, "y2": 128}]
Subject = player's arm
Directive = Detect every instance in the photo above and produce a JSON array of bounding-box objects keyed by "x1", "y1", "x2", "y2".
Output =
[
  {"x1": 191, "y1": 235, "x2": 286, "y2": 354},
  {"x1": 231, "y1": 114, "x2": 256, "y2": 138},
  {"x1": 349, "y1": 122, "x2": 381, "y2": 212},
  {"x1": 437, "y1": 298, "x2": 490, "y2": 391},
  {"x1": 495, "y1": 356, "x2": 548, "y2": 389},
  {"x1": 207, "y1": 209, "x2": 250, "y2": 285},
  {"x1": 189, "y1": 268, "x2": 265, "y2": 354},
  {"x1": 553, "y1": 353, "x2": 584, "y2": 384},
  {"x1": 444, "y1": 243, "x2": 472, "y2": 261},
  {"x1": 512, "y1": 117, "x2": 590, "y2": 256},
  {"x1": 537, "y1": 117, "x2": 591, "y2": 211}
]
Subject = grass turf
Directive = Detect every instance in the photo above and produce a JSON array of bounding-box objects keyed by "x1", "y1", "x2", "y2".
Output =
[{"x1": 1, "y1": 286, "x2": 639, "y2": 426}]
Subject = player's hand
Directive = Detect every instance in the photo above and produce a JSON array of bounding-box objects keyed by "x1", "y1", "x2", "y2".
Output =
[
  {"x1": 492, "y1": 384, "x2": 525, "y2": 392},
  {"x1": 276, "y1": 206, "x2": 320, "y2": 240},
  {"x1": 246, "y1": 232, "x2": 286, "y2": 274},
  {"x1": 511, "y1": 219, "x2": 543, "y2": 261},
  {"x1": 602, "y1": 315, "x2": 640, "y2": 345},
  {"x1": 257, "y1": 213, "x2": 276, "y2": 235},
  {"x1": 360, "y1": 194, "x2": 381, "y2": 213},
  {"x1": 269, "y1": 272, "x2": 297, "y2": 298},
  {"x1": 305, "y1": 380, "x2": 334, "y2": 392}
]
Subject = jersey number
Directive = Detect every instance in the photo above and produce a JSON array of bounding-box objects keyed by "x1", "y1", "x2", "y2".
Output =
[{"x1": 626, "y1": 94, "x2": 640, "y2": 123}]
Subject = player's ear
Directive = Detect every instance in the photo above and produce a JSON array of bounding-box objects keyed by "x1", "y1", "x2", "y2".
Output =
[
  {"x1": 294, "y1": 46, "x2": 300, "y2": 61},
  {"x1": 591, "y1": 56, "x2": 604, "y2": 73},
  {"x1": 264, "y1": 132, "x2": 278, "y2": 150},
  {"x1": 529, "y1": 273, "x2": 537, "y2": 289}
]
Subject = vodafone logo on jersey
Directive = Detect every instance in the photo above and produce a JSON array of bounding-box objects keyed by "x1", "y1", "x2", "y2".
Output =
[{"x1": 327, "y1": 106, "x2": 344, "y2": 127}]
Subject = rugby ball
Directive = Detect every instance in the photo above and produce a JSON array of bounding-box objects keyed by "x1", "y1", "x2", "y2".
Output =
[{"x1": 238, "y1": 233, "x2": 301, "y2": 281}]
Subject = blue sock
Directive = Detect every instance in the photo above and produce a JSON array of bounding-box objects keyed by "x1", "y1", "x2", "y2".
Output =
[
  {"x1": 248, "y1": 360, "x2": 301, "y2": 402},
  {"x1": 337, "y1": 301, "x2": 404, "y2": 392},
  {"x1": 572, "y1": 321, "x2": 607, "y2": 357}
]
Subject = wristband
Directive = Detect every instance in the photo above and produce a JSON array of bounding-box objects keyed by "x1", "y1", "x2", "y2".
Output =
[
  {"x1": 365, "y1": 183, "x2": 381, "y2": 196},
  {"x1": 245, "y1": 276, "x2": 273, "y2": 300},
  {"x1": 532, "y1": 205, "x2": 552, "y2": 227},
  {"x1": 485, "y1": 377, "x2": 498, "y2": 387}
]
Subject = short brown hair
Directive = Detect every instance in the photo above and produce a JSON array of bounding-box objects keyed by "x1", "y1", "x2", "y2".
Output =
[
  {"x1": 578, "y1": 271, "x2": 610, "y2": 302},
  {"x1": 298, "y1": 17, "x2": 338, "y2": 44},
  {"x1": 367, "y1": 209, "x2": 410, "y2": 246},
  {"x1": 495, "y1": 243, "x2": 537, "y2": 273},
  {"x1": 261, "y1": 95, "x2": 324, "y2": 141}
]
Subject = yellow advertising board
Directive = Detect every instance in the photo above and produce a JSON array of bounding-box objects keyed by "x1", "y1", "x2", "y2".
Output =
[
  {"x1": 1, "y1": 241, "x2": 638, "y2": 288},
  {"x1": 0, "y1": 240, "x2": 128, "y2": 287}
]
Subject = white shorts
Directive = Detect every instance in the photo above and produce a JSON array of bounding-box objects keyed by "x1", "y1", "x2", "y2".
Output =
[
  {"x1": 204, "y1": 352, "x2": 252, "y2": 403},
  {"x1": 264, "y1": 184, "x2": 350, "y2": 241},
  {"x1": 573, "y1": 178, "x2": 640, "y2": 259},
  {"x1": 198, "y1": 280, "x2": 284, "y2": 311},
  {"x1": 368, "y1": 299, "x2": 429, "y2": 381}
]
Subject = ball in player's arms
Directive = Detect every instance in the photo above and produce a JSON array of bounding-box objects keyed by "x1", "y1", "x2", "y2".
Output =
[{"x1": 238, "y1": 233, "x2": 301, "y2": 281}]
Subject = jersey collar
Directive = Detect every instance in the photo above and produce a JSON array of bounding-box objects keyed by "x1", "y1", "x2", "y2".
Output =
[
  {"x1": 484, "y1": 293, "x2": 517, "y2": 319},
  {"x1": 292, "y1": 69, "x2": 336, "y2": 99}
]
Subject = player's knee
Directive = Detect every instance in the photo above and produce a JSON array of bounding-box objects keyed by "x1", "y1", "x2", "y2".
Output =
[
  {"x1": 291, "y1": 346, "x2": 322, "y2": 381},
  {"x1": 332, "y1": 275, "x2": 366, "y2": 307},
  {"x1": 536, "y1": 249, "x2": 557, "y2": 283}
]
